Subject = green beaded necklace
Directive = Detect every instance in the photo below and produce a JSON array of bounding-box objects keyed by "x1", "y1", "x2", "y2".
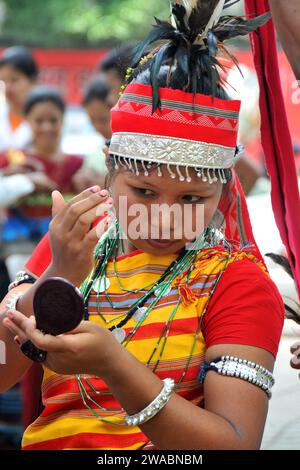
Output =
[{"x1": 77, "y1": 220, "x2": 232, "y2": 426}]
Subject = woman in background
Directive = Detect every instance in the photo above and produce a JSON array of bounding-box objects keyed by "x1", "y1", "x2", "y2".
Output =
[
  {"x1": 72, "y1": 76, "x2": 112, "y2": 193},
  {"x1": 0, "y1": 46, "x2": 38, "y2": 153},
  {"x1": 0, "y1": 85, "x2": 84, "y2": 248}
]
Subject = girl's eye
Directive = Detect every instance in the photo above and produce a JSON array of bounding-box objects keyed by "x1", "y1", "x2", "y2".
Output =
[
  {"x1": 133, "y1": 188, "x2": 155, "y2": 196},
  {"x1": 182, "y1": 195, "x2": 205, "y2": 203}
]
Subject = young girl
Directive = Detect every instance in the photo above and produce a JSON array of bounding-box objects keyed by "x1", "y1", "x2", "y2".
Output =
[{"x1": 1, "y1": 1, "x2": 284, "y2": 450}]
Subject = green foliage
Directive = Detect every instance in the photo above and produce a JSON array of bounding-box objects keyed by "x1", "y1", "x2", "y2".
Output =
[{"x1": 0, "y1": 0, "x2": 170, "y2": 48}]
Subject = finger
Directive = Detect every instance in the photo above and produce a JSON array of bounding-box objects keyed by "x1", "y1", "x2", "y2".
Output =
[
  {"x1": 52, "y1": 186, "x2": 104, "y2": 223},
  {"x1": 71, "y1": 200, "x2": 113, "y2": 240},
  {"x1": 84, "y1": 214, "x2": 113, "y2": 247},
  {"x1": 5, "y1": 311, "x2": 67, "y2": 352},
  {"x1": 3, "y1": 316, "x2": 36, "y2": 344},
  {"x1": 3, "y1": 317, "x2": 25, "y2": 340},
  {"x1": 3, "y1": 311, "x2": 36, "y2": 339},
  {"x1": 52, "y1": 190, "x2": 66, "y2": 218},
  {"x1": 59, "y1": 191, "x2": 111, "y2": 233}
]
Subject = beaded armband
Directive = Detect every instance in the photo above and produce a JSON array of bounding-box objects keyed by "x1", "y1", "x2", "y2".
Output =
[
  {"x1": 198, "y1": 356, "x2": 275, "y2": 399},
  {"x1": 8, "y1": 270, "x2": 36, "y2": 291}
]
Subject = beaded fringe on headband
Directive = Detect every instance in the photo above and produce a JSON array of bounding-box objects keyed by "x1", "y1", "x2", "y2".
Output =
[{"x1": 110, "y1": 153, "x2": 229, "y2": 184}]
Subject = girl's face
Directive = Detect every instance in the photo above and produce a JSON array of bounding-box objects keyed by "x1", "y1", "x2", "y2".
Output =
[
  {"x1": 0, "y1": 65, "x2": 35, "y2": 111},
  {"x1": 85, "y1": 99, "x2": 111, "y2": 140},
  {"x1": 26, "y1": 101, "x2": 63, "y2": 151},
  {"x1": 110, "y1": 163, "x2": 223, "y2": 255}
]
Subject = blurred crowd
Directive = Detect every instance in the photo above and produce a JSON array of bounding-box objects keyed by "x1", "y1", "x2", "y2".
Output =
[{"x1": 0, "y1": 44, "x2": 134, "y2": 303}]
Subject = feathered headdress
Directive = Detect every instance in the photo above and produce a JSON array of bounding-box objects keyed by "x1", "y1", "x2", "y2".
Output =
[
  {"x1": 109, "y1": 1, "x2": 271, "y2": 183},
  {"x1": 131, "y1": 0, "x2": 271, "y2": 110}
]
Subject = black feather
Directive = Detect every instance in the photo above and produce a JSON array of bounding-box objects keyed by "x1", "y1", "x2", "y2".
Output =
[
  {"x1": 150, "y1": 44, "x2": 172, "y2": 112},
  {"x1": 207, "y1": 30, "x2": 218, "y2": 57},
  {"x1": 132, "y1": 19, "x2": 176, "y2": 67},
  {"x1": 171, "y1": 3, "x2": 189, "y2": 35},
  {"x1": 129, "y1": 2, "x2": 272, "y2": 112},
  {"x1": 265, "y1": 253, "x2": 294, "y2": 279},
  {"x1": 188, "y1": 0, "x2": 220, "y2": 37},
  {"x1": 285, "y1": 304, "x2": 300, "y2": 325},
  {"x1": 224, "y1": 0, "x2": 241, "y2": 9},
  {"x1": 175, "y1": 46, "x2": 190, "y2": 84},
  {"x1": 212, "y1": 12, "x2": 272, "y2": 42}
]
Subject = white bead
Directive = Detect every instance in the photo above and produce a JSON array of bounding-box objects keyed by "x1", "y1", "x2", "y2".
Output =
[
  {"x1": 133, "y1": 307, "x2": 148, "y2": 323},
  {"x1": 93, "y1": 277, "x2": 110, "y2": 293},
  {"x1": 112, "y1": 328, "x2": 126, "y2": 343}
]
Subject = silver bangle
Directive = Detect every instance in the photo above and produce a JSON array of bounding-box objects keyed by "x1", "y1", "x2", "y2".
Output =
[
  {"x1": 199, "y1": 355, "x2": 275, "y2": 399},
  {"x1": 6, "y1": 292, "x2": 23, "y2": 311},
  {"x1": 124, "y1": 378, "x2": 175, "y2": 426}
]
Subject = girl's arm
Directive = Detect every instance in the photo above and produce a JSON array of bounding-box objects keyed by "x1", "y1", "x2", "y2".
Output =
[
  {"x1": 100, "y1": 342, "x2": 273, "y2": 450},
  {"x1": 3, "y1": 313, "x2": 274, "y2": 450},
  {"x1": 0, "y1": 185, "x2": 112, "y2": 392}
]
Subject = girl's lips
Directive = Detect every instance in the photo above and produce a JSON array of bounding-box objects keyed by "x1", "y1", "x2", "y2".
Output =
[{"x1": 146, "y1": 239, "x2": 175, "y2": 249}]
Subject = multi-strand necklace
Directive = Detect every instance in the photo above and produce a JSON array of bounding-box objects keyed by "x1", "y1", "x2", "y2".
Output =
[{"x1": 77, "y1": 220, "x2": 232, "y2": 426}]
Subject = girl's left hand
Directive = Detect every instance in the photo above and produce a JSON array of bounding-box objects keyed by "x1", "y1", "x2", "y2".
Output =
[{"x1": 2, "y1": 309, "x2": 121, "y2": 377}]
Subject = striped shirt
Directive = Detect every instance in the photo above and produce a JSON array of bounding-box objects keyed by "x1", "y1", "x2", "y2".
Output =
[{"x1": 22, "y1": 247, "x2": 283, "y2": 450}]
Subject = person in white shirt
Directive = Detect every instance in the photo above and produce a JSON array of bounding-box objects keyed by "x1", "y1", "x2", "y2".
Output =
[
  {"x1": 0, "y1": 46, "x2": 38, "y2": 153},
  {"x1": 0, "y1": 172, "x2": 56, "y2": 209}
]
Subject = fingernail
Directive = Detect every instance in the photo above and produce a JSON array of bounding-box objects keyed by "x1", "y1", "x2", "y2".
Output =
[
  {"x1": 100, "y1": 190, "x2": 108, "y2": 197},
  {"x1": 96, "y1": 192, "x2": 109, "y2": 199},
  {"x1": 14, "y1": 336, "x2": 21, "y2": 346},
  {"x1": 90, "y1": 186, "x2": 100, "y2": 193}
]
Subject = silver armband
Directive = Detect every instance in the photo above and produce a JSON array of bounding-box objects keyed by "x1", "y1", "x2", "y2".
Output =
[
  {"x1": 8, "y1": 270, "x2": 36, "y2": 291},
  {"x1": 198, "y1": 355, "x2": 275, "y2": 399}
]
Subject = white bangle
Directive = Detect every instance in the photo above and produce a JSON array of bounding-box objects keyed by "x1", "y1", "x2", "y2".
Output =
[
  {"x1": 6, "y1": 292, "x2": 23, "y2": 311},
  {"x1": 124, "y1": 378, "x2": 175, "y2": 426}
]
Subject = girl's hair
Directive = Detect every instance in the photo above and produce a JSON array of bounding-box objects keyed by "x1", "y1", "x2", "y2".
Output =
[
  {"x1": 82, "y1": 76, "x2": 110, "y2": 106},
  {"x1": 128, "y1": 1, "x2": 270, "y2": 110},
  {"x1": 0, "y1": 46, "x2": 39, "y2": 80},
  {"x1": 24, "y1": 85, "x2": 65, "y2": 115}
]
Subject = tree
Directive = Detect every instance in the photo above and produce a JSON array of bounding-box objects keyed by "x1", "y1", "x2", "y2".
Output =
[{"x1": 0, "y1": 0, "x2": 170, "y2": 48}]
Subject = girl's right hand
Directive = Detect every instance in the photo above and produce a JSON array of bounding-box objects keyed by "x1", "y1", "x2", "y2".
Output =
[{"x1": 48, "y1": 186, "x2": 113, "y2": 286}]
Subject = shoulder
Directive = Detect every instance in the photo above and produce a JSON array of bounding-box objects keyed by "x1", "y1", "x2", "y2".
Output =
[{"x1": 212, "y1": 256, "x2": 283, "y2": 302}]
